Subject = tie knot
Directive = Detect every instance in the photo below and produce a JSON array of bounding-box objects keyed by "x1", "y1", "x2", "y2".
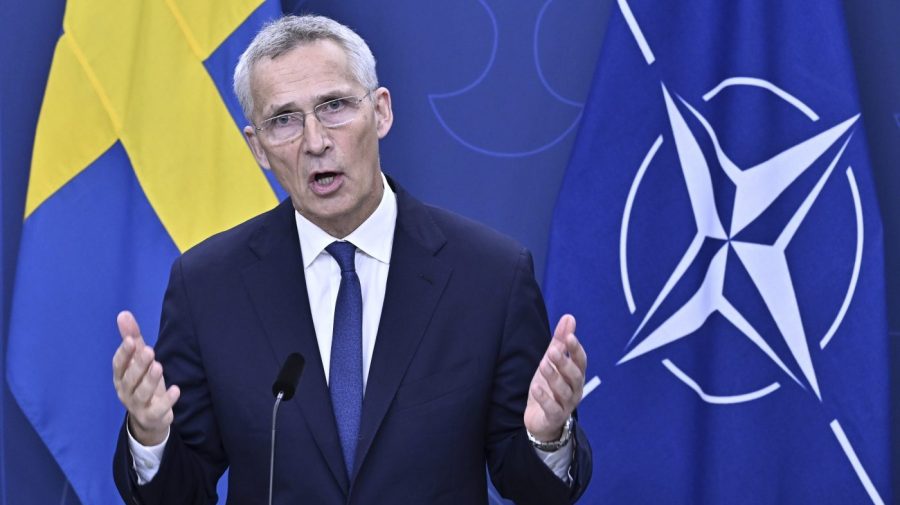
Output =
[{"x1": 326, "y1": 241, "x2": 357, "y2": 273}]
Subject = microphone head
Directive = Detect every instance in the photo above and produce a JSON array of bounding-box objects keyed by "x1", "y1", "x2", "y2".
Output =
[{"x1": 272, "y1": 353, "x2": 305, "y2": 401}]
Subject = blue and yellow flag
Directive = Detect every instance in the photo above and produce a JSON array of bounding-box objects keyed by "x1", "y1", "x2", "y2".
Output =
[
  {"x1": 545, "y1": 1, "x2": 890, "y2": 503},
  {"x1": 6, "y1": 1, "x2": 282, "y2": 502}
]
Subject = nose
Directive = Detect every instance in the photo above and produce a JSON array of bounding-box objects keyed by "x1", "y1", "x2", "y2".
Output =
[{"x1": 302, "y1": 114, "x2": 331, "y2": 155}]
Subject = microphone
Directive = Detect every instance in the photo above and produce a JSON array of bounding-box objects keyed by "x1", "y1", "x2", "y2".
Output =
[
  {"x1": 269, "y1": 353, "x2": 305, "y2": 505},
  {"x1": 272, "y1": 352, "x2": 305, "y2": 400}
]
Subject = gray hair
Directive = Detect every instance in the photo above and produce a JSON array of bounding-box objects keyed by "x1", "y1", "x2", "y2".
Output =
[{"x1": 233, "y1": 15, "x2": 378, "y2": 121}]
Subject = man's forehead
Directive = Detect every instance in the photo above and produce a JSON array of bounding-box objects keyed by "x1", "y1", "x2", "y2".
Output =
[
  {"x1": 249, "y1": 41, "x2": 359, "y2": 116},
  {"x1": 255, "y1": 78, "x2": 360, "y2": 115},
  {"x1": 253, "y1": 39, "x2": 349, "y2": 81}
]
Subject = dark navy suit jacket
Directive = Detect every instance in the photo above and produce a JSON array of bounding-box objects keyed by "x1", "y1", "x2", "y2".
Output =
[{"x1": 113, "y1": 180, "x2": 592, "y2": 504}]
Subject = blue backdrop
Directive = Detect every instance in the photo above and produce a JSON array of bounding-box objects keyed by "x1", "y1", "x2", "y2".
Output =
[{"x1": 1, "y1": 1, "x2": 897, "y2": 504}]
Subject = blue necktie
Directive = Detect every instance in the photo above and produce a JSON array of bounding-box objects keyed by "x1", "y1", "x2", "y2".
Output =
[{"x1": 325, "y1": 241, "x2": 363, "y2": 477}]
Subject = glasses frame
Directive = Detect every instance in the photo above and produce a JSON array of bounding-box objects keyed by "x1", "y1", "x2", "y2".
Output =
[{"x1": 254, "y1": 90, "x2": 373, "y2": 144}]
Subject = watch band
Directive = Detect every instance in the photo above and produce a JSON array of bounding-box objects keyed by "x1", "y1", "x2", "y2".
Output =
[{"x1": 527, "y1": 416, "x2": 573, "y2": 452}]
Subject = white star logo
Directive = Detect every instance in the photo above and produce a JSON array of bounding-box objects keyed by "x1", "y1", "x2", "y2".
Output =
[{"x1": 619, "y1": 82, "x2": 859, "y2": 402}]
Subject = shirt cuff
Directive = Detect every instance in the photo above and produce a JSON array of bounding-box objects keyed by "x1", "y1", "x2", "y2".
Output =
[
  {"x1": 126, "y1": 422, "x2": 169, "y2": 485},
  {"x1": 533, "y1": 439, "x2": 575, "y2": 484}
]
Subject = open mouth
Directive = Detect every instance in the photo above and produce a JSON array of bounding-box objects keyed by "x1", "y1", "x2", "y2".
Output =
[
  {"x1": 310, "y1": 172, "x2": 343, "y2": 194},
  {"x1": 314, "y1": 172, "x2": 336, "y2": 185}
]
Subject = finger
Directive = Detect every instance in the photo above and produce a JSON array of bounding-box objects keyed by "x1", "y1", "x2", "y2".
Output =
[
  {"x1": 132, "y1": 361, "x2": 164, "y2": 407},
  {"x1": 565, "y1": 333, "x2": 588, "y2": 372},
  {"x1": 530, "y1": 381, "x2": 566, "y2": 423},
  {"x1": 112, "y1": 337, "x2": 136, "y2": 382},
  {"x1": 150, "y1": 359, "x2": 172, "y2": 398},
  {"x1": 146, "y1": 385, "x2": 181, "y2": 423},
  {"x1": 552, "y1": 314, "x2": 576, "y2": 344},
  {"x1": 166, "y1": 385, "x2": 181, "y2": 409},
  {"x1": 153, "y1": 367, "x2": 169, "y2": 395},
  {"x1": 122, "y1": 346, "x2": 155, "y2": 396},
  {"x1": 117, "y1": 310, "x2": 145, "y2": 346},
  {"x1": 539, "y1": 355, "x2": 575, "y2": 407},
  {"x1": 548, "y1": 345, "x2": 585, "y2": 396},
  {"x1": 548, "y1": 349, "x2": 584, "y2": 411},
  {"x1": 549, "y1": 338, "x2": 586, "y2": 385},
  {"x1": 529, "y1": 368, "x2": 550, "y2": 398},
  {"x1": 545, "y1": 338, "x2": 577, "y2": 379}
]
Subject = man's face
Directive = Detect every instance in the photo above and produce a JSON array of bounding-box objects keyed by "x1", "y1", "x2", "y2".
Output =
[{"x1": 244, "y1": 39, "x2": 393, "y2": 238}]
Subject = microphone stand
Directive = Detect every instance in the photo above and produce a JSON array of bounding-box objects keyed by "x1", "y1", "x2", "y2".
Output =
[{"x1": 269, "y1": 390, "x2": 285, "y2": 505}]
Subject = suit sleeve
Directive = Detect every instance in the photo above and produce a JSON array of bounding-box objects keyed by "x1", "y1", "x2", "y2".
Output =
[
  {"x1": 113, "y1": 256, "x2": 227, "y2": 505},
  {"x1": 485, "y1": 249, "x2": 593, "y2": 505}
]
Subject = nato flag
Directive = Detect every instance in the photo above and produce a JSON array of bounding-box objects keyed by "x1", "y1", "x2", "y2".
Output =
[{"x1": 544, "y1": 1, "x2": 890, "y2": 503}]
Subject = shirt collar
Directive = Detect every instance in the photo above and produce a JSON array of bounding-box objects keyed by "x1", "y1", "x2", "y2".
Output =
[{"x1": 294, "y1": 172, "x2": 397, "y2": 268}]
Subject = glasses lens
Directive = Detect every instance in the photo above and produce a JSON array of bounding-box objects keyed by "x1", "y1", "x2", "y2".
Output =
[
  {"x1": 316, "y1": 97, "x2": 361, "y2": 127},
  {"x1": 264, "y1": 113, "x2": 304, "y2": 143},
  {"x1": 260, "y1": 94, "x2": 368, "y2": 143}
]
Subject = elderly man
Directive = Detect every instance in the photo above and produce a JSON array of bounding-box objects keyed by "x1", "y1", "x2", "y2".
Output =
[{"x1": 112, "y1": 14, "x2": 592, "y2": 505}]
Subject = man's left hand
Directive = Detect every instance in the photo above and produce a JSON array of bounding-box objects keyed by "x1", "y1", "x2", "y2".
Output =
[{"x1": 524, "y1": 314, "x2": 587, "y2": 442}]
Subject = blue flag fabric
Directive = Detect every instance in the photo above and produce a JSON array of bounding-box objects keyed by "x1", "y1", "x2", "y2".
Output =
[{"x1": 544, "y1": 1, "x2": 890, "y2": 504}]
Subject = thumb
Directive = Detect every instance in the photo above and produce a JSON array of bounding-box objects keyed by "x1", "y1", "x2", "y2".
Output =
[
  {"x1": 552, "y1": 314, "x2": 576, "y2": 342},
  {"x1": 117, "y1": 310, "x2": 145, "y2": 346}
]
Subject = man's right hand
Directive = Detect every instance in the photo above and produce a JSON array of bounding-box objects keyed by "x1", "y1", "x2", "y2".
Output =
[{"x1": 112, "y1": 310, "x2": 180, "y2": 446}]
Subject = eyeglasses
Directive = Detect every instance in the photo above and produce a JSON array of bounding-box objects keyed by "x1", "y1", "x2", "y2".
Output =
[{"x1": 255, "y1": 91, "x2": 372, "y2": 144}]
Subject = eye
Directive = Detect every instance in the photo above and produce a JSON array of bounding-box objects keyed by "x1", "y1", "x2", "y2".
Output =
[
  {"x1": 320, "y1": 98, "x2": 348, "y2": 114},
  {"x1": 267, "y1": 113, "x2": 300, "y2": 130}
]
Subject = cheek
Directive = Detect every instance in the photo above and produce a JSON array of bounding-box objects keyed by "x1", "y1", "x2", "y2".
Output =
[
  {"x1": 348, "y1": 131, "x2": 379, "y2": 167},
  {"x1": 268, "y1": 158, "x2": 306, "y2": 190}
]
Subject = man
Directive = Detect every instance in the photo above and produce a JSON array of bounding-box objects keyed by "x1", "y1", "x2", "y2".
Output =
[{"x1": 112, "y1": 14, "x2": 591, "y2": 504}]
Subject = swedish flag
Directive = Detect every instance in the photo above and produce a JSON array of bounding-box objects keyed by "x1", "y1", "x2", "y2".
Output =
[{"x1": 6, "y1": 1, "x2": 282, "y2": 502}]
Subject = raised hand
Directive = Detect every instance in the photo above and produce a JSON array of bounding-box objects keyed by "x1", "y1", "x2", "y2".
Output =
[
  {"x1": 524, "y1": 314, "x2": 587, "y2": 442},
  {"x1": 112, "y1": 310, "x2": 180, "y2": 446}
]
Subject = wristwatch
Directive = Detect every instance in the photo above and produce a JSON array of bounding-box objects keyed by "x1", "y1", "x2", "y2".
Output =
[{"x1": 527, "y1": 416, "x2": 573, "y2": 452}]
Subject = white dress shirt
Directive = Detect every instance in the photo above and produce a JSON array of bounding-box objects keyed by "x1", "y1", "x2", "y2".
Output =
[
  {"x1": 129, "y1": 173, "x2": 572, "y2": 485},
  {"x1": 298, "y1": 173, "x2": 396, "y2": 389}
]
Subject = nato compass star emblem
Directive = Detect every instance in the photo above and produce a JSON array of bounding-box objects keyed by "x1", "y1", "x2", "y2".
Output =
[
  {"x1": 602, "y1": 1, "x2": 886, "y2": 503},
  {"x1": 618, "y1": 81, "x2": 860, "y2": 404}
]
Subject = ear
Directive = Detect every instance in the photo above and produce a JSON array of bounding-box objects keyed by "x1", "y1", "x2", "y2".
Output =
[
  {"x1": 372, "y1": 87, "x2": 394, "y2": 139},
  {"x1": 243, "y1": 125, "x2": 271, "y2": 170}
]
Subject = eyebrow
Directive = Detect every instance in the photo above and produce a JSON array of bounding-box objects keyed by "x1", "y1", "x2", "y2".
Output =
[
  {"x1": 262, "y1": 102, "x2": 298, "y2": 119},
  {"x1": 262, "y1": 89, "x2": 357, "y2": 119}
]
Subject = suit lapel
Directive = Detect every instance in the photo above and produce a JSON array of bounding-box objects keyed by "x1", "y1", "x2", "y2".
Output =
[
  {"x1": 352, "y1": 186, "x2": 452, "y2": 480},
  {"x1": 240, "y1": 200, "x2": 350, "y2": 493}
]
